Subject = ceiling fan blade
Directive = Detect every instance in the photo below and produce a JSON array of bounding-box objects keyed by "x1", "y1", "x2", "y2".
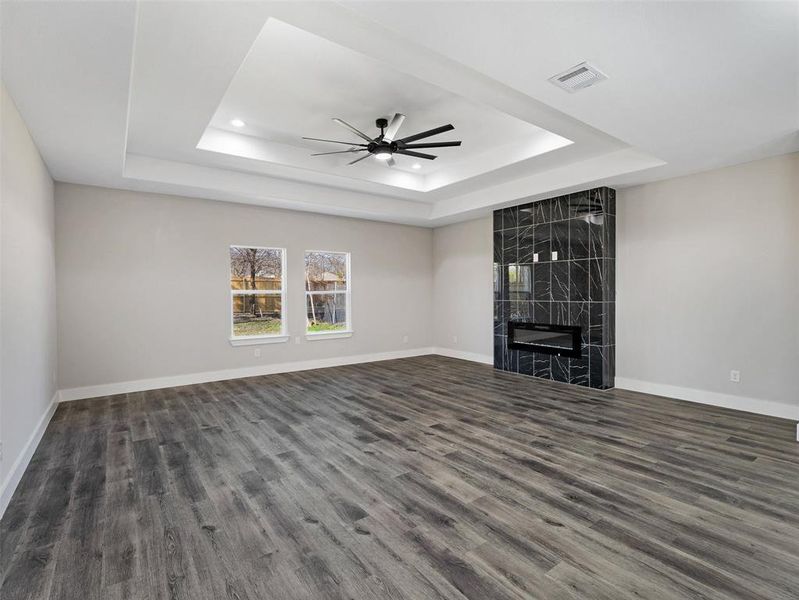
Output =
[
  {"x1": 311, "y1": 149, "x2": 366, "y2": 156},
  {"x1": 348, "y1": 153, "x2": 372, "y2": 165},
  {"x1": 402, "y1": 141, "x2": 462, "y2": 149},
  {"x1": 332, "y1": 118, "x2": 374, "y2": 143},
  {"x1": 395, "y1": 149, "x2": 437, "y2": 160},
  {"x1": 396, "y1": 124, "x2": 454, "y2": 144},
  {"x1": 302, "y1": 136, "x2": 367, "y2": 147},
  {"x1": 382, "y1": 113, "x2": 406, "y2": 142}
]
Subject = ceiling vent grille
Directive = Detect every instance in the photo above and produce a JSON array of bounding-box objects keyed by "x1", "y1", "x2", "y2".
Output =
[{"x1": 549, "y1": 62, "x2": 607, "y2": 93}]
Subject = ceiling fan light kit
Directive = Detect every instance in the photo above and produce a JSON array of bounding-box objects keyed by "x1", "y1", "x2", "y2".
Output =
[{"x1": 303, "y1": 113, "x2": 462, "y2": 167}]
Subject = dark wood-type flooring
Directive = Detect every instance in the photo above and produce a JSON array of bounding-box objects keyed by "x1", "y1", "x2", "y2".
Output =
[{"x1": 2, "y1": 355, "x2": 798, "y2": 599}]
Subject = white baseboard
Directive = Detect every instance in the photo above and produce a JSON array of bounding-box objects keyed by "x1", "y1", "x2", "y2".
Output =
[
  {"x1": 58, "y1": 347, "x2": 437, "y2": 402},
  {"x1": 431, "y1": 346, "x2": 494, "y2": 365},
  {"x1": 0, "y1": 392, "x2": 58, "y2": 519},
  {"x1": 615, "y1": 377, "x2": 799, "y2": 424}
]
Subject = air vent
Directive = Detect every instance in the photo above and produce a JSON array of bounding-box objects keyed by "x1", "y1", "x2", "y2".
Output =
[{"x1": 549, "y1": 61, "x2": 607, "y2": 93}]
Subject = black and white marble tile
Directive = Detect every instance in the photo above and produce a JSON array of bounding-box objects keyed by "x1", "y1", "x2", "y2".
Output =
[
  {"x1": 510, "y1": 299, "x2": 530, "y2": 321},
  {"x1": 551, "y1": 221, "x2": 570, "y2": 261},
  {"x1": 518, "y1": 203, "x2": 536, "y2": 228},
  {"x1": 589, "y1": 302, "x2": 606, "y2": 346},
  {"x1": 533, "y1": 352, "x2": 551, "y2": 379},
  {"x1": 570, "y1": 301, "x2": 590, "y2": 346},
  {"x1": 605, "y1": 188, "x2": 616, "y2": 215},
  {"x1": 493, "y1": 263, "x2": 503, "y2": 304},
  {"x1": 502, "y1": 206, "x2": 518, "y2": 230},
  {"x1": 533, "y1": 200, "x2": 550, "y2": 225},
  {"x1": 589, "y1": 257, "x2": 606, "y2": 302},
  {"x1": 503, "y1": 345, "x2": 518, "y2": 372},
  {"x1": 552, "y1": 301, "x2": 570, "y2": 326},
  {"x1": 588, "y1": 219, "x2": 605, "y2": 259},
  {"x1": 493, "y1": 186, "x2": 615, "y2": 389},
  {"x1": 493, "y1": 230, "x2": 503, "y2": 263},
  {"x1": 551, "y1": 195, "x2": 570, "y2": 222},
  {"x1": 502, "y1": 229, "x2": 518, "y2": 264},
  {"x1": 568, "y1": 190, "x2": 590, "y2": 218},
  {"x1": 569, "y1": 356, "x2": 590, "y2": 387},
  {"x1": 569, "y1": 259, "x2": 589, "y2": 302},
  {"x1": 589, "y1": 345, "x2": 606, "y2": 388},
  {"x1": 533, "y1": 300, "x2": 551, "y2": 325},
  {"x1": 533, "y1": 262, "x2": 551, "y2": 302},
  {"x1": 518, "y1": 352, "x2": 534, "y2": 376},
  {"x1": 494, "y1": 300, "x2": 509, "y2": 336},
  {"x1": 494, "y1": 335, "x2": 504, "y2": 369},
  {"x1": 552, "y1": 356, "x2": 569, "y2": 383},
  {"x1": 533, "y1": 223, "x2": 551, "y2": 260},
  {"x1": 604, "y1": 302, "x2": 616, "y2": 347},
  {"x1": 493, "y1": 210, "x2": 504, "y2": 232},
  {"x1": 551, "y1": 260, "x2": 570, "y2": 302},
  {"x1": 569, "y1": 218, "x2": 590, "y2": 260},
  {"x1": 517, "y1": 225, "x2": 536, "y2": 263}
]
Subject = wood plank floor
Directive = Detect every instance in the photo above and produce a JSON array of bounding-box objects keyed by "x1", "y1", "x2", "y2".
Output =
[{"x1": 1, "y1": 355, "x2": 798, "y2": 600}]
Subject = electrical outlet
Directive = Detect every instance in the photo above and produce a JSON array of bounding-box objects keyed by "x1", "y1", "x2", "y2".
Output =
[
  {"x1": 730, "y1": 370, "x2": 740, "y2": 383},
  {"x1": 452, "y1": 335, "x2": 458, "y2": 344},
  {"x1": 254, "y1": 348, "x2": 261, "y2": 358},
  {"x1": 552, "y1": 250, "x2": 558, "y2": 261},
  {"x1": 294, "y1": 336, "x2": 301, "y2": 344},
  {"x1": 402, "y1": 335, "x2": 408, "y2": 344}
]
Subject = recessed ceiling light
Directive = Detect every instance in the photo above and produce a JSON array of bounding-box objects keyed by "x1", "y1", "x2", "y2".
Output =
[
  {"x1": 230, "y1": 119, "x2": 245, "y2": 128},
  {"x1": 374, "y1": 151, "x2": 392, "y2": 160},
  {"x1": 412, "y1": 163, "x2": 421, "y2": 170}
]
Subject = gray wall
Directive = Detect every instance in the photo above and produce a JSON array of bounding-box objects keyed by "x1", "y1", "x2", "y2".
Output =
[
  {"x1": 616, "y1": 152, "x2": 799, "y2": 418},
  {"x1": 0, "y1": 84, "x2": 57, "y2": 494},
  {"x1": 432, "y1": 217, "x2": 493, "y2": 361},
  {"x1": 55, "y1": 184, "x2": 434, "y2": 390}
]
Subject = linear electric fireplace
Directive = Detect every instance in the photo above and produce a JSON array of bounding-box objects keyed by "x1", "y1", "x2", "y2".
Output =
[{"x1": 508, "y1": 322, "x2": 581, "y2": 358}]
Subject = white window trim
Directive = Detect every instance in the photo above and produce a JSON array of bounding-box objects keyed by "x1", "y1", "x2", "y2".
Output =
[
  {"x1": 229, "y1": 245, "x2": 288, "y2": 346},
  {"x1": 306, "y1": 330, "x2": 353, "y2": 341},
  {"x1": 304, "y1": 250, "x2": 352, "y2": 339}
]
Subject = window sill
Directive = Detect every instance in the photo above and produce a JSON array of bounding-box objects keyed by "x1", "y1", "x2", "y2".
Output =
[
  {"x1": 229, "y1": 335, "x2": 289, "y2": 347},
  {"x1": 305, "y1": 330, "x2": 353, "y2": 341}
]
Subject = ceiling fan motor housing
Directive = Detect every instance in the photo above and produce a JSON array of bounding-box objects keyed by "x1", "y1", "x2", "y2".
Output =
[{"x1": 367, "y1": 141, "x2": 397, "y2": 153}]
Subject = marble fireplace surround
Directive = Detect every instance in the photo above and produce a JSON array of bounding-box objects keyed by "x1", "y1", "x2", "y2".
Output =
[{"x1": 493, "y1": 187, "x2": 616, "y2": 389}]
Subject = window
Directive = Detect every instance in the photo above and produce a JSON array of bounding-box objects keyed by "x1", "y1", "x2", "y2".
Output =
[
  {"x1": 305, "y1": 251, "x2": 351, "y2": 337},
  {"x1": 229, "y1": 246, "x2": 287, "y2": 344}
]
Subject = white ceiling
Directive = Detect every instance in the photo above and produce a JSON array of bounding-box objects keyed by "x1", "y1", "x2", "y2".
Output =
[
  {"x1": 202, "y1": 18, "x2": 571, "y2": 190},
  {"x1": 2, "y1": 1, "x2": 797, "y2": 226}
]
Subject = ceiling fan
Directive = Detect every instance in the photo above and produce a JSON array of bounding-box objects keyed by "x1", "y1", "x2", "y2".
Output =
[{"x1": 302, "y1": 113, "x2": 461, "y2": 166}]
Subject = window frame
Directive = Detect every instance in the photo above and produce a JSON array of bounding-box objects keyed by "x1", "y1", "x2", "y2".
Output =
[
  {"x1": 304, "y1": 250, "x2": 352, "y2": 340},
  {"x1": 229, "y1": 245, "x2": 289, "y2": 346}
]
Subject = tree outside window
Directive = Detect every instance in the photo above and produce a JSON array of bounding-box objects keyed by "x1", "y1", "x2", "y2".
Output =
[
  {"x1": 230, "y1": 246, "x2": 285, "y2": 338},
  {"x1": 305, "y1": 251, "x2": 350, "y2": 333}
]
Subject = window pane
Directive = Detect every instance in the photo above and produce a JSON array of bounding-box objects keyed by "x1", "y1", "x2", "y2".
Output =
[
  {"x1": 305, "y1": 252, "x2": 348, "y2": 291},
  {"x1": 230, "y1": 247, "x2": 282, "y2": 291},
  {"x1": 306, "y1": 293, "x2": 347, "y2": 332},
  {"x1": 233, "y1": 295, "x2": 282, "y2": 337}
]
